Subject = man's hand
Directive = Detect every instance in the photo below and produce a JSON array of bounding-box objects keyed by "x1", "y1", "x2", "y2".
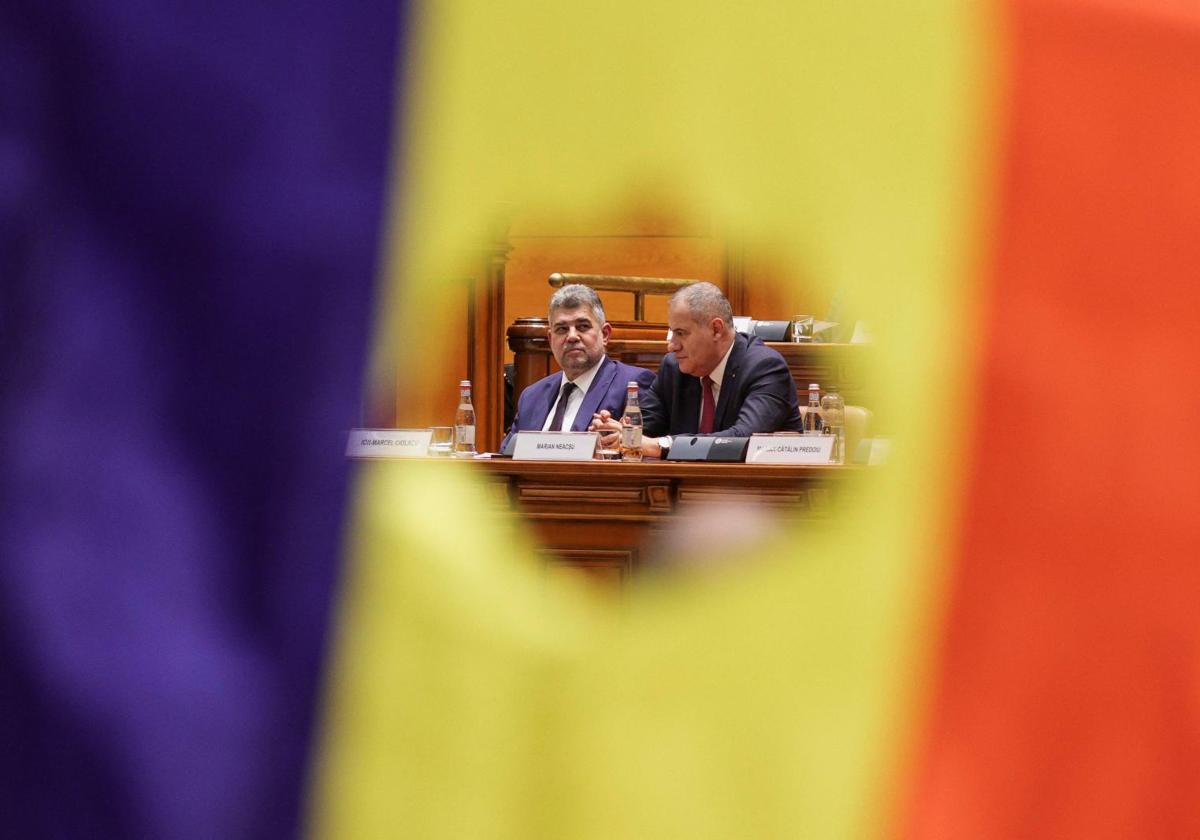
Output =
[
  {"x1": 588, "y1": 410, "x2": 622, "y2": 450},
  {"x1": 590, "y1": 410, "x2": 663, "y2": 458},
  {"x1": 640, "y1": 438, "x2": 663, "y2": 458}
]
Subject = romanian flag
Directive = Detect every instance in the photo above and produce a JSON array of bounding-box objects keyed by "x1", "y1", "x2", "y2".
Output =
[{"x1": 4, "y1": 1, "x2": 1199, "y2": 838}]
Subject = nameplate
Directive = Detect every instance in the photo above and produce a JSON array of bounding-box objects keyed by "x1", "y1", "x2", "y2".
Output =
[
  {"x1": 745, "y1": 434, "x2": 835, "y2": 464},
  {"x1": 345, "y1": 428, "x2": 433, "y2": 459},
  {"x1": 512, "y1": 431, "x2": 598, "y2": 461}
]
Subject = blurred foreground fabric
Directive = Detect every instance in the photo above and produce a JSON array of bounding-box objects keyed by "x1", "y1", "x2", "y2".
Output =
[
  {"x1": 0, "y1": 2, "x2": 401, "y2": 837},
  {"x1": 904, "y1": 1, "x2": 1200, "y2": 836}
]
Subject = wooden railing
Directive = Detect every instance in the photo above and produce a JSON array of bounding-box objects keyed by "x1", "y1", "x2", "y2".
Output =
[{"x1": 548, "y1": 272, "x2": 696, "y2": 321}]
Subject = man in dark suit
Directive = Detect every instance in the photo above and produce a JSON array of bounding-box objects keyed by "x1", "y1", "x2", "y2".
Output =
[
  {"x1": 592, "y1": 282, "x2": 802, "y2": 457},
  {"x1": 500, "y1": 284, "x2": 655, "y2": 452}
]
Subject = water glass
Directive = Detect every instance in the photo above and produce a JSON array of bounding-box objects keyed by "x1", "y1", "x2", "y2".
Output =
[
  {"x1": 792, "y1": 315, "x2": 815, "y2": 342},
  {"x1": 427, "y1": 426, "x2": 454, "y2": 457}
]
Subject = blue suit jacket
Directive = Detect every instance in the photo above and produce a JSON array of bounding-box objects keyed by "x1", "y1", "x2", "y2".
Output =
[
  {"x1": 641, "y1": 332, "x2": 803, "y2": 438},
  {"x1": 500, "y1": 356, "x2": 656, "y2": 452}
]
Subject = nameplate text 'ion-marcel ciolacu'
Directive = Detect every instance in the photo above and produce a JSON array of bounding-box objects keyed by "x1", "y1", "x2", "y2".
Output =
[{"x1": 345, "y1": 428, "x2": 433, "y2": 459}]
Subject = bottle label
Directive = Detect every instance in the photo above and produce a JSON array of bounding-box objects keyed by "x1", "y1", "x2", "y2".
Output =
[
  {"x1": 622, "y1": 426, "x2": 642, "y2": 449},
  {"x1": 455, "y1": 425, "x2": 475, "y2": 445},
  {"x1": 803, "y1": 409, "x2": 823, "y2": 435}
]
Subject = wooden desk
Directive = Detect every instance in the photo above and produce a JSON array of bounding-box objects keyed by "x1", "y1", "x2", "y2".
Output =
[{"x1": 473, "y1": 458, "x2": 862, "y2": 586}]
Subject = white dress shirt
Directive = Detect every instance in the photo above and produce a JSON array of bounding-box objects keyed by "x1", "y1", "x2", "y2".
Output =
[{"x1": 541, "y1": 355, "x2": 605, "y2": 432}]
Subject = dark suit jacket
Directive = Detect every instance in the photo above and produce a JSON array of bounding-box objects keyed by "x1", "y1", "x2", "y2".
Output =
[
  {"x1": 642, "y1": 332, "x2": 803, "y2": 438},
  {"x1": 500, "y1": 356, "x2": 656, "y2": 452}
]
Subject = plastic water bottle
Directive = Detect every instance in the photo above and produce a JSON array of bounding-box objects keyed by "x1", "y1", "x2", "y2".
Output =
[
  {"x1": 453, "y1": 380, "x2": 476, "y2": 456},
  {"x1": 820, "y1": 389, "x2": 845, "y2": 463},
  {"x1": 803, "y1": 382, "x2": 823, "y2": 435},
  {"x1": 620, "y1": 381, "x2": 643, "y2": 462}
]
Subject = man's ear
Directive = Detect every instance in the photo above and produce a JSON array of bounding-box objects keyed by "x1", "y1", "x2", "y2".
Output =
[
  {"x1": 600, "y1": 321, "x2": 613, "y2": 345},
  {"x1": 710, "y1": 317, "x2": 725, "y2": 339}
]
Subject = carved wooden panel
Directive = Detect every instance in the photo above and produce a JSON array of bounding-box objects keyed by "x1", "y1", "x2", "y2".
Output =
[
  {"x1": 538, "y1": 547, "x2": 637, "y2": 588},
  {"x1": 518, "y1": 485, "x2": 647, "y2": 506},
  {"x1": 646, "y1": 484, "x2": 672, "y2": 511},
  {"x1": 676, "y1": 486, "x2": 811, "y2": 510},
  {"x1": 470, "y1": 460, "x2": 858, "y2": 582}
]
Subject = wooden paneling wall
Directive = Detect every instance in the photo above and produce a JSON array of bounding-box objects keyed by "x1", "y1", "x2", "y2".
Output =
[
  {"x1": 503, "y1": 205, "x2": 725, "y2": 338},
  {"x1": 504, "y1": 208, "x2": 828, "y2": 340},
  {"x1": 389, "y1": 283, "x2": 470, "y2": 432},
  {"x1": 740, "y1": 244, "x2": 825, "y2": 326}
]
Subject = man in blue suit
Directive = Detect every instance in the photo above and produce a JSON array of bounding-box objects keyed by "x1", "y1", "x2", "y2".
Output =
[
  {"x1": 501, "y1": 284, "x2": 655, "y2": 452},
  {"x1": 593, "y1": 282, "x2": 803, "y2": 457}
]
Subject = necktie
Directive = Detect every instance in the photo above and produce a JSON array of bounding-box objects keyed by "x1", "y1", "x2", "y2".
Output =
[
  {"x1": 699, "y1": 376, "x2": 716, "y2": 434},
  {"x1": 549, "y1": 381, "x2": 576, "y2": 431}
]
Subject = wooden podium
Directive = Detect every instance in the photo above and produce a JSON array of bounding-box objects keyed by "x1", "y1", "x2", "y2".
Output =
[{"x1": 473, "y1": 458, "x2": 862, "y2": 587}]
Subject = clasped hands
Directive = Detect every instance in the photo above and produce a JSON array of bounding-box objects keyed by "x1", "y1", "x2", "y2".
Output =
[{"x1": 588, "y1": 410, "x2": 662, "y2": 458}]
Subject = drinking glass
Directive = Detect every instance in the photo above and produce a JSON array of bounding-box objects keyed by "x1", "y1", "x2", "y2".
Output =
[
  {"x1": 594, "y1": 431, "x2": 621, "y2": 460},
  {"x1": 427, "y1": 426, "x2": 454, "y2": 457},
  {"x1": 792, "y1": 315, "x2": 815, "y2": 343}
]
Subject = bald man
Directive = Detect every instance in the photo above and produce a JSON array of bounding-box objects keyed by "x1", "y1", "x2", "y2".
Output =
[{"x1": 592, "y1": 282, "x2": 802, "y2": 457}]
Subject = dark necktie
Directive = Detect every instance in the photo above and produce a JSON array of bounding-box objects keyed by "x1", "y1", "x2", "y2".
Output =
[
  {"x1": 549, "y1": 381, "x2": 576, "y2": 431},
  {"x1": 699, "y1": 376, "x2": 716, "y2": 434}
]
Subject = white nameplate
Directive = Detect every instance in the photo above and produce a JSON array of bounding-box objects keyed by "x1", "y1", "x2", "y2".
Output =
[
  {"x1": 512, "y1": 431, "x2": 598, "y2": 461},
  {"x1": 346, "y1": 428, "x2": 433, "y2": 459},
  {"x1": 745, "y1": 434, "x2": 835, "y2": 464}
]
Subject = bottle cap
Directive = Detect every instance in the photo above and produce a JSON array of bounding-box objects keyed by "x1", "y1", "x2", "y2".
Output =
[
  {"x1": 459, "y1": 380, "x2": 471, "y2": 388},
  {"x1": 627, "y1": 380, "x2": 639, "y2": 388},
  {"x1": 808, "y1": 383, "x2": 819, "y2": 389}
]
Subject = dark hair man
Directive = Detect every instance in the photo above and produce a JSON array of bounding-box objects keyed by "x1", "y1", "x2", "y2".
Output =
[{"x1": 500, "y1": 284, "x2": 655, "y2": 452}]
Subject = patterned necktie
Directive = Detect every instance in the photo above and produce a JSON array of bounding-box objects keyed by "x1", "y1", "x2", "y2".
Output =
[
  {"x1": 699, "y1": 376, "x2": 716, "y2": 434},
  {"x1": 549, "y1": 381, "x2": 576, "y2": 431}
]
